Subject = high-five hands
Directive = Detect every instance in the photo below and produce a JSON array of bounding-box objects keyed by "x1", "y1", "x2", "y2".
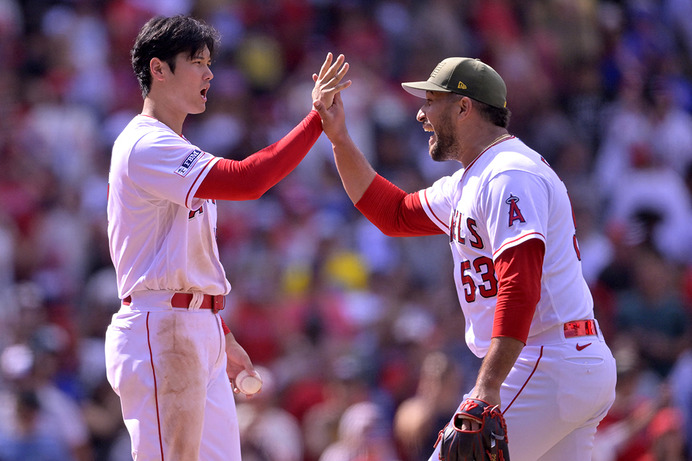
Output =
[{"x1": 312, "y1": 53, "x2": 351, "y2": 111}]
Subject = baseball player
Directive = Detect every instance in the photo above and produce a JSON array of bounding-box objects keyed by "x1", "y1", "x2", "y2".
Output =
[
  {"x1": 105, "y1": 15, "x2": 350, "y2": 461},
  {"x1": 314, "y1": 57, "x2": 617, "y2": 460}
]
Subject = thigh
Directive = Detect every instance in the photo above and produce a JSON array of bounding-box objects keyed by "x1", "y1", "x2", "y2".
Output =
[
  {"x1": 199, "y1": 354, "x2": 241, "y2": 461},
  {"x1": 105, "y1": 310, "x2": 165, "y2": 459},
  {"x1": 501, "y1": 342, "x2": 616, "y2": 461},
  {"x1": 106, "y1": 309, "x2": 226, "y2": 460},
  {"x1": 537, "y1": 423, "x2": 599, "y2": 461},
  {"x1": 428, "y1": 342, "x2": 616, "y2": 461}
]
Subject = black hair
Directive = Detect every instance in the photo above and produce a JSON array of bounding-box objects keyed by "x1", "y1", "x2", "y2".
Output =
[
  {"x1": 476, "y1": 101, "x2": 511, "y2": 128},
  {"x1": 449, "y1": 93, "x2": 511, "y2": 128},
  {"x1": 131, "y1": 15, "x2": 220, "y2": 98}
]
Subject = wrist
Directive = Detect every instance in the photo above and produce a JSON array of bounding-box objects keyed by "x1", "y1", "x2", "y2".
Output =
[{"x1": 329, "y1": 130, "x2": 353, "y2": 149}]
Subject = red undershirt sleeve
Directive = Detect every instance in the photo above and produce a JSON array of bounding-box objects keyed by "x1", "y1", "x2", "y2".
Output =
[
  {"x1": 355, "y1": 174, "x2": 442, "y2": 236},
  {"x1": 195, "y1": 110, "x2": 322, "y2": 200},
  {"x1": 492, "y1": 238, "x2": 545, "y2": 343},
  {"x1": 220, "y1": 317, "x2": 231, "y2": 336}
]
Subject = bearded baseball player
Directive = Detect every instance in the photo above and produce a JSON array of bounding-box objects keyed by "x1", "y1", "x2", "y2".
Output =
[
  {"x1": 314, "y1": 57, "x2": 617, "y2": 460},
  {"x1": 105, "y1": 15, "x2": 350, "y2": 460}
]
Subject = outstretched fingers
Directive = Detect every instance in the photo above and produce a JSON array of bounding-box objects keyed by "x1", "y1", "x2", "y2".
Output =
[
  {"x1": 312, "y1": 53, "x2": 351, "y2": 109},
  {"x1": 318, "y1": 53, "x2": 345, "y2": 82},
  {"x1": 316, "y1": 52, "x2": 335, "y2": 81}
]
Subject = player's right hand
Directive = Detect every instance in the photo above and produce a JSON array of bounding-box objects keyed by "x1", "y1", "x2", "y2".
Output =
[
  {"x1": 223, "y1": 331, "x2": 255, "y2": 390},
  {"x1": 311, "y1": 52, "x2": 351, "y2": 111},
  {"x1": 314, "y1": 92, "x2": 349, "y2": 145}
]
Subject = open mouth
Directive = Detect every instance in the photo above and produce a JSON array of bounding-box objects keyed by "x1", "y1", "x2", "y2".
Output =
[
  {"x1": 423, "y1": 124, "x2": 435, "y2": 145},
  {"x1": 200, "y1": 87, "x2": 209, "y2": 101}
]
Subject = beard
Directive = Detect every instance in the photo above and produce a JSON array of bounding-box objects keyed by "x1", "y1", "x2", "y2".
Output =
[{"x1": 429, "y1": 115, "x2": 459, "y2": 162}]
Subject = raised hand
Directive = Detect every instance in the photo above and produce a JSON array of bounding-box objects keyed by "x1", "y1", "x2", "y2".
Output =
[
  {"x1": 312, "y1": 52, "x2": 351, "y2": 111},
  {"x1": 313, "y1": 91, "x2": 348, "y2": 144}
]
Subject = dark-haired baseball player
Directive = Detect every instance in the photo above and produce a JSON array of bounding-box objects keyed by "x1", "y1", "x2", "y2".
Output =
[{"x1": 105, "y1": 15, "x2": 350, "y2": 460}]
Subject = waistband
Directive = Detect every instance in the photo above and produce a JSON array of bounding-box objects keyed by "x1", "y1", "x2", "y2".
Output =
[
  {"x1": 526, "y1": 319, "x2": 601, "y2": 346},
  {"x1": 122, "y1": 291, "x2": 225, "y2": 313}
]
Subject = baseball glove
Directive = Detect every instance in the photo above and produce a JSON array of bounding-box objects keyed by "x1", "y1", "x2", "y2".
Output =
[{"x1": 434, "y1": 398, "x2": 510, "y2": 461}]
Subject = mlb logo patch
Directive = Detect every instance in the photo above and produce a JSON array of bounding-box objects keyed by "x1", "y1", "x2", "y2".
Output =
[{"x1": 175, "y1": 149, "x2": 203, "y2": 176}]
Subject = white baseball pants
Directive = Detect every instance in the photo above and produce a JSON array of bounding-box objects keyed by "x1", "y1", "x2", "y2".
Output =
[
  {"x1": 105, "y1": 300, "x2": 240, "y2": 461},
  {"x1": 430, "y1": 320, "x2": 617, "y2": 461}
]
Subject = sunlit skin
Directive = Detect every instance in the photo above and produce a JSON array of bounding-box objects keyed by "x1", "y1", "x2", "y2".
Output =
[
  {"x1": 417, "y1": 92, "x2": 462, "y2": 162},
  {"x1": 415, "y1": 91, "x2": 509, "y2": 168},
  {"x1": 142, "y1": 46, "x2": 214, "y2": 135}
]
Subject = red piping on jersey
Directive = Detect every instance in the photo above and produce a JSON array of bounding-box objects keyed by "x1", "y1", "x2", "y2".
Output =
[
  {"x1": 458, "y1": 135, "x2": 515, "y2": 191},
  {"x1": 502, "y1": 346, "x2": 543, "y2": 416},
  {"x1": 493, "y1": 231, "x2": 544, "y2": 258},
  {"x1": 464, "y1": 135, "x2": 515, "y2": 171},
  {"x1": 185, "y1": 157, "x2": 216, "y2": 208},
  {"x1": 146, "y1": 313, "x2": 165, "y2": 460},
  {"x1": 422, "y1": 189, "x2": 449, "y2": 230}
]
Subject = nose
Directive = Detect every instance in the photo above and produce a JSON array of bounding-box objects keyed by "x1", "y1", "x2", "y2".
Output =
[
  {"x1": 416, "y1": 108, "x2": 426, "y2": 123},
  {"x1": 206, "y1": 67, "x2": 214, "y2": 81}
]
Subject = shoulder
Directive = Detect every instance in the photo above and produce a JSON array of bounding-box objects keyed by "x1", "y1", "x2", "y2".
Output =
[
  {"x1": 117, "y1": 117, "x2": 195, "y2": 163},
  {"x1": 482, "y1": 138, "x2": 555, "y2": 182}
]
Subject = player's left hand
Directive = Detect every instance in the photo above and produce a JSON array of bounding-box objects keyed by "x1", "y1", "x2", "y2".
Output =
[
  {"x1": 435, "y1": 398, "x2": 510, "y2": 461},
  {"x1": 311, "y1": 52, "x2": 351, "y2": 110},
  {"x1": 223, "y1": 332, "x2": 255, "y2": 393}
]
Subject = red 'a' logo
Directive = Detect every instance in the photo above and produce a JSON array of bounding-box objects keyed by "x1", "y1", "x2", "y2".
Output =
[{"x1": 505, "y1": 194, "x2": 525, "y2": 227}]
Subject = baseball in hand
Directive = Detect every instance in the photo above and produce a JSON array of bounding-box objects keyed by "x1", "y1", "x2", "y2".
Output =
[{"x1": 235, "y1": 369, "x2": 262, "y2": 395}]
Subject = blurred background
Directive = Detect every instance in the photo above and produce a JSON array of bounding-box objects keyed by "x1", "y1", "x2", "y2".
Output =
[{"x1": 0, "y1": 0, "x2": 691, "y2": 460}]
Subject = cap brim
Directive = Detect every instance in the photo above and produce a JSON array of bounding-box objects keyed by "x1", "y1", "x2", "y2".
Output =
[{"x1": 401, "y1": 81, "x2": 452, "y2": 99}]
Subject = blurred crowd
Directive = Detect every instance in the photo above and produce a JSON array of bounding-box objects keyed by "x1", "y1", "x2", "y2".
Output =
[{"x1": 0, "y1": 0, "x2": 691, "y2": 460}]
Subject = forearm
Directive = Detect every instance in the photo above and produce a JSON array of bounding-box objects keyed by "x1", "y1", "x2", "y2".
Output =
[
  {"x1": 330, "y1": 133, "x2": 377, "y2": 204},
  {"x1": 472, "y1": 336, "x2": 524, "y2": 406}
]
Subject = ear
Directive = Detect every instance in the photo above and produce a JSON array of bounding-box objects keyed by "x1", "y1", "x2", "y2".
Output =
[
  {"x1": 457, "y1": 96, "x2": 473, "y2": 120},
  {"x1": 150, "y1": 57, "x2": 167, "y2": 83}
]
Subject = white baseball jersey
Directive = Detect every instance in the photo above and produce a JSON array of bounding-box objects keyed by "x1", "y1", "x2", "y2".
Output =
[
  {"x1": 419, "y1": 136, "x2": 593, "y2": 357},
  {"x1": 107, "y1": 115, "x2": 231, "y2": 299}
]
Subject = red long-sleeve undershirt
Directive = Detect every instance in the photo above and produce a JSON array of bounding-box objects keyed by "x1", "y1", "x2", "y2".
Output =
[
  {"x1": 195, "y1": 110, "x2": 322, "y2": 201},
  {"x1": 221, "y1": 319, "x2": 230, "y2": 335},
  {"x1": 493, "y1": 239, "x2": 544, "y2": 343},
  {"x1": 355, "y1": 174, "x2": 442, "y2": 236},
  {"x1": 355, "y1": 173, "x2": 543, "y2": 343}
]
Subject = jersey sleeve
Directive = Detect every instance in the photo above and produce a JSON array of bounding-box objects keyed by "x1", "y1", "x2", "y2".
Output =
[
  {"x1": 418, "y1": 169, "x2": 465, "y2": 234},
  {"x1": 480, "y1": 170, "x2": 550, "y2": 259},
  {"x1": 129, "y1": 130, "x2": 219, "y2": 210}
]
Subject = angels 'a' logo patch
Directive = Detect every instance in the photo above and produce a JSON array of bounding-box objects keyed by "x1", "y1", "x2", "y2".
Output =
[
  {"x1": 175, "y1": 149, "x2": 203, "y2": 176},
  {"x1": 505, "y1": 194, "x2": 525, "y2": 227}
]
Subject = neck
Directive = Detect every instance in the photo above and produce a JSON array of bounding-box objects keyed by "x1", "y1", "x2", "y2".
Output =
[
  {"x1": 141, "y1": 97, "x2": 185, "y2": 135},
  {"x1": 460, "y1": 128, "x2": 510, "y2": 166}
]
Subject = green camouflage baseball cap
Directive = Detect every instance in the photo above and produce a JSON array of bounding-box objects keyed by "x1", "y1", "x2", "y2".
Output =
[{"x1": 401, "y1": 57, "x2": 507, "y2": 109}]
